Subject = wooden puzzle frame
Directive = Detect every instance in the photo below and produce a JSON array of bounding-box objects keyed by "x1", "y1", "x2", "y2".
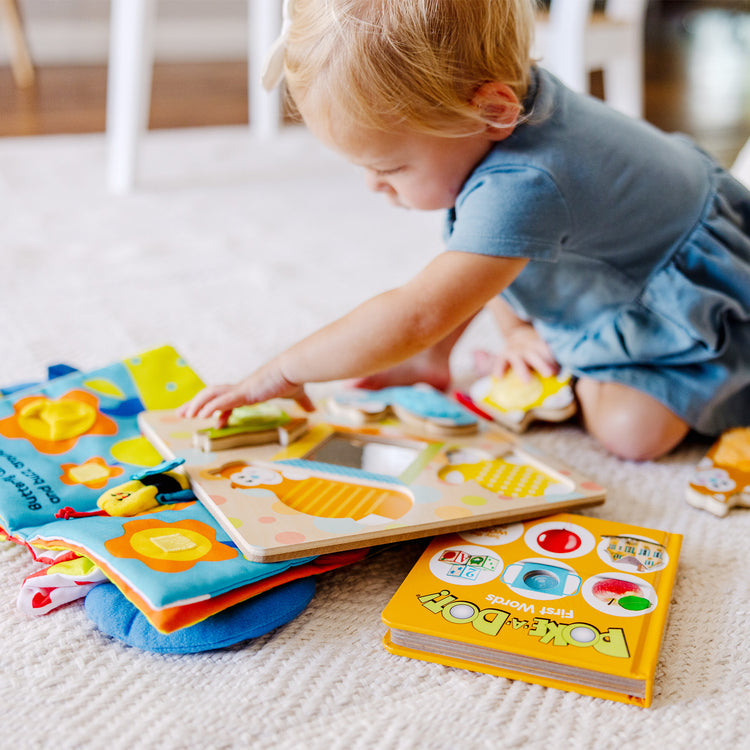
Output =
[{"x1": 139, "y1": 399, "x2": 605, "y2": 562}]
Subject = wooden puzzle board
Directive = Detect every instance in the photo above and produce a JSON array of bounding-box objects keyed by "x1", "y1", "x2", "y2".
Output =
[{"x1": 139, "y1": 405, "x2": 605, "y2": 562}]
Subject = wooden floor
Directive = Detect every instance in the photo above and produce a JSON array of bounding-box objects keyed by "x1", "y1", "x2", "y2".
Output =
[{"x1": 0, "y1": 2, "x2": 749, "y2": 166}]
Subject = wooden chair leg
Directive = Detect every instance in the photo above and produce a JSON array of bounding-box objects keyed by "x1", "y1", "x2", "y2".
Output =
[{"x1": 0, "y1": 0, "x2": 35, "y2": 87}]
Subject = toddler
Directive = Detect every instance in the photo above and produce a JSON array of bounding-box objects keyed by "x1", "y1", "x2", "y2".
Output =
[{"x1": 181, "y1": 0, "x2": 750, "y2": 461}]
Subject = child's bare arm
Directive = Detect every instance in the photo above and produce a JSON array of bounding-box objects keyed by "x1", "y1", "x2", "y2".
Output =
[{"x1": 180, "y1": 251, "x2": 526, "y2": 422}]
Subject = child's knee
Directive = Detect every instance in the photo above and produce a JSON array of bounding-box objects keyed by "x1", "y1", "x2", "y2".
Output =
[{"x1": 575, "y1": 379, "x2": 689, "y2": 461}]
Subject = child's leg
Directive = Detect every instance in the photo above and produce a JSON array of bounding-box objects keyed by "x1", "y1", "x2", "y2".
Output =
[{"x1": 575, "y1": 378, "x2": 689, "y2": 461}]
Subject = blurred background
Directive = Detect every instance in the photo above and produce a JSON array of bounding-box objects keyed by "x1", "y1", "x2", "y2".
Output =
[{"x1": 0, "y1": 0, "x2": 748, "y2": 167}]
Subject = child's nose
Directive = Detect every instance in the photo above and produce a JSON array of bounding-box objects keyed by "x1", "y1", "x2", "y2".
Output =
[
  {"x1": 364, "y1": 170, "x2": 381, "y2": 191},
  {"x1": 365, "y1": 170, "x2": 394, "y2": 196}
]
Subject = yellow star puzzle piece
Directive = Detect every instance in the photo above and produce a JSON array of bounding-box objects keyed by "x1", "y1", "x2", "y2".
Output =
[{"x1": 468, "y1": 371, "x2": 577, "y2": 433}]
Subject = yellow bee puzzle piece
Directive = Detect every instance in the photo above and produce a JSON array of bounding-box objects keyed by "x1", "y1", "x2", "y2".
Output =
[{"x1": 97, "y1": 460, "x2": 193, "y2": 516}]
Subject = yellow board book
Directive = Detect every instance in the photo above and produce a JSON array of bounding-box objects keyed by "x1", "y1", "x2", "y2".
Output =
[{"x1": 381, "y1": 513, "x2": 681, "y2": 706}]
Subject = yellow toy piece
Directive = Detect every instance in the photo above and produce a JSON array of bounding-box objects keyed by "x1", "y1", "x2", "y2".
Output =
[
  {"x1": 467, "y1": 371, "x2": 577, "y2": 433},
  {"x1": 18, "y1": 397, "x2": 97, "y2": 441},
  {"x1": 97, "y1": 459, "x2": 193, "y2": 517}
]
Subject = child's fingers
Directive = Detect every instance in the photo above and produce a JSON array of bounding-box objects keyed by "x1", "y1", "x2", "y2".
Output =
[
  {"x1": 526, "y1": 350, "x2": 559, "y2": 378},
  {"x1": 473, "y1": 338, "x2": 559, "y2": 384},
  {"x1": 197, "y1": 388, "x2": 313, "y2": 418},
  {"x1": 505, "y1": 353, "x2": 532, "y2": 382},
  {"x1": 194, "y1": 389, "x2": 250, "y2": 420},
  {"x1": 179, "y1": 385, "x2": 233, "y2": 418},
  {"x1": 535, "y1": 341, "x2": 560, "y2": 375},
  {"x1": 293, "y1": 388, "x2": 316, "y2": 412}
]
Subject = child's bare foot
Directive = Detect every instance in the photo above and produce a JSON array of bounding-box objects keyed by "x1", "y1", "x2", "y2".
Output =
[{"x1": 353, "y1": 350, "x2": 452, "y2": 392}]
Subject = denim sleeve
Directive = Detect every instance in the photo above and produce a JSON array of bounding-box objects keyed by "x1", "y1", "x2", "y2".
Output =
[{"x1": 445, "y1": 166, "x2": 571, "y2": 261}]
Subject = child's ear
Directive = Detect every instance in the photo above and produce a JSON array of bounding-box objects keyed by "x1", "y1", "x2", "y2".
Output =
[{"x1": 471, "y1": 82, "x2": 521, "y2": 140}]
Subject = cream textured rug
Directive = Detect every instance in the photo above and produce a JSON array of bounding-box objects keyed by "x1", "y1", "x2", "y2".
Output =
[{"x1": 1, "y1": 126, "x2": 749, "y2": 749}]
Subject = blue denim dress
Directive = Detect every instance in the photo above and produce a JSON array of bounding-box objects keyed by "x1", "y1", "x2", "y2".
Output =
[{"x1": 445, "y1": 68, "x2": 750, "y2": 435}]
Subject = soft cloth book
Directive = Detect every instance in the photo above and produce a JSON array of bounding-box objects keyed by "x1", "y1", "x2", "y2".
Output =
[
  {"x1": 381, "y1": 513, "x2": 681, "y2": 706},
  {"x1": 0, "y1": 347, "x2": 345, "y2": 635}
]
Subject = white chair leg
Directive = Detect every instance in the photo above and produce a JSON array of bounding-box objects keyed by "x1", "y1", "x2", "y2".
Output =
[
  {"x1": 249, "y1": 0, "x2": 283, "y2": 138},
  {"x1": 732, "y1": 137, "x2": 750, "y2": 189},
  {"x1": 544, "y1": 0, "x2": 595, "y2": 94},
  {"x1": 106, "y1": 0, "x2": 157, "y2": 193},
  {"x1": 601, "y1": 0, "x2": 648, "y2": 119},
  {"x1": 603, "y1": 49, "x2": 644, "y2": 119}
]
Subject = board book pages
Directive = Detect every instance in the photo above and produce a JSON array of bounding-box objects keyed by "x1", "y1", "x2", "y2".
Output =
[
  {"x1": 138, "y1": 387, "x2": 605, "y2": 563},
  {"x1": 381, "y1": 513, "x2": 681, "y2": 706}
]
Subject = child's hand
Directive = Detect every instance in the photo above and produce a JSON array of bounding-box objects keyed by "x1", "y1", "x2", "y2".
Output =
[
  {"x1": 177, "y1": 359, "x2": 315, "y2": 426},
  {"x1": 475, "y1": 322, "x2": 559, "y2": 382}
]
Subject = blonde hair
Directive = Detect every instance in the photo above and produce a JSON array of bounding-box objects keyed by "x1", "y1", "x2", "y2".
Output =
[{"x1": 284, "y1": 0, "x2": 537, "y2": 137}]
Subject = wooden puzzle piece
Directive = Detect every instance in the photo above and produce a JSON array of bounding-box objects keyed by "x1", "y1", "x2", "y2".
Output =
[
  {"x1": 193, "y1": 403, "x2": 308, "y2": 452},
  {"x1": 686, "y1": 427, "x2": 750, "y2": 516},
  {"x1": 462, "y1": 371, "x2": 577, "y2": 433},
  {"x1": 325, "y1": 384, "x2": 478, "y2": 437}
]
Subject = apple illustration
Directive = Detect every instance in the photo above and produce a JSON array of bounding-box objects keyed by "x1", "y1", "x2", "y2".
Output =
[{"x1": 536, "y1": 527, "x2": 581, "y2": 553}]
